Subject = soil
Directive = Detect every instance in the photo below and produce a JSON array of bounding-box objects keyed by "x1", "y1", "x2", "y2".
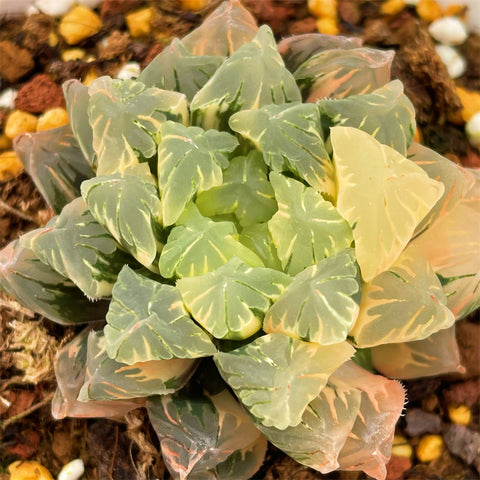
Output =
[{"x1": 0, "y1": 1, "x2": 479, "y2": 479}]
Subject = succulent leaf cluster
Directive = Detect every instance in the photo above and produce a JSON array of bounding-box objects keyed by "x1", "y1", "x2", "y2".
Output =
[{"x1": 1, "y1": 1, "x2": 479, "y2": 479}]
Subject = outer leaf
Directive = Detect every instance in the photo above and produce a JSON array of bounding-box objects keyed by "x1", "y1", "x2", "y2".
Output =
[
  {"x1": 78, "y1": 331, "x2": 198, "y2": 401},
  {"x1": 229, "y1": 103, "x2": 335, "y2": 197},
  {"x1": 177, "y1": 257, "x2": 292, "y2": 340},
  {"x1": 215, "y1": 333, "x2": 355, "y2": 430},
  {"x1": 239, "y1": 223, "x2": 282, "y2": 270},
  {"x1": 190, "y1": 25, "x2": 301, "y2": 130},
  {"x1": 256, "y1": 383, "x2": 361, "y2": 473},
  {"x1": 409, "y1": 142, "x2": 476, "y2": 237},
  {"x1": 294, "y1": 47, "x2": 394, "y2": 102},
  {"x1": 371, "y1": 326, "x2": 462, "y2": 379},
  {"x1": 333, "y1": 361, "x2": 405, "y2": 480},
  {"x1": 0, "y1": 240, "x2": 108, "y2": 325},
  {"x1": 104, "y1": 266, "x2": 216, "y2": 364},
  {"x1": 20, "y1": 197, "x2": 131, "y2": 299},
  {"x1": 88, "y1": 77, "x2": 188, "y2": 175},
  {"x1": 181, "y1": 0, "x2": 258, "y2": 56},
  {"x1": 412, "y1": 201, "x2": 480, "y2": 319},
  {"x1": 81, "y1": 163, "x2": 162, "y2": 267},
  {"x1": 264, "y1": 249, "x2": 361, "y2": 345},
  {"x1": 350, "y1": 245, "x2": 455, "y2": 348},
  {"x1": 332, "y1": 126, "x2": 444, "y2": 281},
  {"x1": 277, "y1": 33, "x2": 362, "y2": 72},
  {"x1": 196, "y1": 150, "x2": 277, "y2": 227},
  {"x1": 138, "y1": 39, "x2": 224, "y2": 101},
  {"x1": 52, "y1": 330, "x2": 144, "y2": 419},
  {"x1": 268, "y1": 173, "x2": 353, "y2": 275},
  {"x1": 157, "y1": 121, "x2": 238, "y2": 226},
  {"x1": 318, "y1": 80, "x2": 416, "y2": 156},
  {"x1": 14, "y1": 125, "x2": 94, "y2": 213},
  {"x1": 63, "y1": 79, "x2": 96, "y2": 167},
  {"x1": 159, "y1": 204, "x2": 262, "y2": 278},
  {"x1": 147, "y1": 387, "x2": 264, "y2": 479}
]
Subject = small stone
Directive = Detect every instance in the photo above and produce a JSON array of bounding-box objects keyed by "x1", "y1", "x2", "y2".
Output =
[
  {"x1": 61, "y1": 48, "x2": 86, "y2": 61},
  {"x1": 36, "y1": 107, "x2": 69, "y2": 132},
  {"x1": 126, "y1": 7, "x2": 155, "y2": 38},
  {"x1": 417, "y1": 0, "x2": 443, "y2": 23},
  {"x1": 181, "y1": 0, "x2": 211, "y2": 10},
  {"x1": 386, "y1": 455, "x2": 412, "y2": 480},
  {"x1": 444, "y1": 424, "x2": 480, "y2": 464},
  {"x1": 0, "y1": 41, "x2": 34, "y2": 83},
  {"x1": 34, "y1": 0, "x2": 75, "y2": 16},
  {"x1": 0, "y1": 88, "x2": 17, "y2": 109},
  {"x1": 308, "y1": 0, "x2": 337, "y2": 18},
  {"x1": 59, "y1": 5, "x2": 102, "y2": 45},
  {"x1": 0, "y1": 134, "x2": 12, "y2": 150},
  {"x1": 8, "y1": 461, "x2": 54, "y2": 480},
  {"x1": 435, "y1": 44, "x2": 467, "y2": 78},
  {"x1": 416, "y1": 435, "x2": 444, "y2": 463},
  {"x1": 448, "y1": 404, "x2": 472, "y2": 425},
  {"x1": 4, "y1": 110, "x2": 38, "y2": 140},
  {"x1": 429, "y1": 16, "x2": 468, "y2": 45},
  {"x1": 405, "y1": 408, "x2": 442, "y2": 436},
  {"x1": 443, "y1": 378, "x2": 480, "y2": 408},
  {"x1": 0, "y1": 0, "x2": 32, "y2": 16},
  {"x1": 57, "y1": 459, "x2": 85, "y2": 480},
  {"x1": 455, "y1": 86, "x2": 480, "y2": 122},
  {"x1": 466, "y1": 111, "x2": 480, "y2": 149},
  {"x1": 381, "y1": 0, "x2": 406, "y2": 15},
  {"x1": 15, "y1": 74, "x2": 65, "y2": 114},
  {"x1": 116, "y1": 62, "x2": 141, "y2": 80},
  {"x1": 316, "y1": 17, "x2": 339, "y2": 35},
  {"x1": 391, "y1": 435, "x2": 413, "y2": 458},
  {"x1": 0, "y1": 151, "x2": 24, "y2": 182}
]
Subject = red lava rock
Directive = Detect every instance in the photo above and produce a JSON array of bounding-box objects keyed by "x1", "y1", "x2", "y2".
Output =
[
  {"x1": 14, "y1": 74, "x2": 65, "y2": 114},
  {"x1": 6, "y1": 429, "x2": 41, "y2": 459},
  {"x1": 444, "y1": 424, "x2": 480, "y2": 465},
  {"x1": 0, "y1": 40, "x2": 34, "y2": 83},
  {"x1": 443, "y1": 378, "x2": 480, "y2": 408},
  {"x1": 405, "y1": 408, "x2": 442, "y2": 437},
  {"x1": 386, "y1": 455, "x2": 412, "y2": 480}
]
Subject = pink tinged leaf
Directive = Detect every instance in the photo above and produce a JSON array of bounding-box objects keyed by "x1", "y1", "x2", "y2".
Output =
[
  {"x1": 332, "y1": 361, "x2": 406, "y2": 480},
  {"x1": 370, "y1": 325, "x2": 463, "y2": 379}
]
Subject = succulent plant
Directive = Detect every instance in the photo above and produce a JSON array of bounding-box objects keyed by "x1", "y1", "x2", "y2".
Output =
[{"x1": 1, "y1": 1, "x2": 479, "y2": 479}]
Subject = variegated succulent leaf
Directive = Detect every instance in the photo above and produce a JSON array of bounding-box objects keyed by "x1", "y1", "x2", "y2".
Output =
[
  {"x1": 215, "y1": 333, "x2": 355, "y2": 430},
  {"x1": 177, "y1": 257, "x2": 292, "y2": 340},
  {"x1": 239, "y1": 222, "x2": 283, "y2": 270},
  {"x1": 190, "y1": 25, "x2": 301, "y2": 130}
]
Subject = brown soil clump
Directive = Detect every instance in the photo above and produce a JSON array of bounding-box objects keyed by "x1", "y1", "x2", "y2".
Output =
[
  {"x1": 14, "y1": 74, "x2": 65, "y2": 114},
  {"x1": 0, "y1": 41, "x2": 34, "y2": 83}
]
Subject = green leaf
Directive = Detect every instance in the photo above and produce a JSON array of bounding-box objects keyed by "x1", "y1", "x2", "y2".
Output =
[
  {"x1": 78, "y1": 331, "x2": 198, "y2": 401},
  {"x1": 331, "y1": 126, "x2": 444, "y2": 282},
  {"x1": 14, "y1": 125, "x2": 94, "y2": 214},
  {"x1": 409, "y1": 142, "x2": 476, "y2": 237},
  {"x1": 20, "y1": 197, "x2": 131, "y2": 299},
  {"x1": 215, "y1": 333, "x2": 355, "y2": 429},
  {"x1": 88, "y1": 77, "x2": 188, "y2": 175},
  {"x1": 0, "y1": 240, "x2": 108, "y2": 325},
  {"x1": 278, "y1": 33, "x2": 362, "y2": 72},
  {"x1": 371, "y1": 326, "x2": 461, "y2": 379},
  {"x1": 138, "y1": 38, "x2": 224, "y2": 101},
  {"x1": 147, "y1": 387, "x2": 264, "y2": 479},
  {"x1": 294, "y1": 47, "x2": 394, "y2": 102},
  {"x1": 81, "y1": 163, "x2": 162, "y2": 268},
  {"x1": 350, "y1": 245, "x2": 455, "y2": 348},
  {"x1": 264, "y1": 249, "x2": 361, "y2": 345},
  {"x1": 52, "y1": 329, "x2": 144, "y2": 419},
  {"x1": 256, "y1": 383, "x2": 361, "y2": 473},
  {"x1": 104, "y1": 266, "x2": 216, "y2": 364},
  {"x1": 229, "y1": 103, "x2": 335, "y2": 198},
  {"x1": 181, "y1": 0, "x2": 258, "y2": 56},
  {"x1": 268, "y1": 173, "x2": 353, "y2": 275},
  {"x1": 318, "y1": 80, "x2": 416, "y2": 156},
  {"x1": 157, "y1": 121, "x2": 238, "y2": 226},
  {"x1": 239, "y1": 222, "x2": 282, "y2": 270},
  {"x1": 190, "y1": 25, "x2": 301, "y2": 130},
  {"x1": 177, "y1": 257, "x2": 292, "y2": 340},
  {"x1": 159, "y1": 203, "x2": 263, "y2": 278},
  {"x1": 196, "y1": 150, "x2": 277, "y2": 227}
]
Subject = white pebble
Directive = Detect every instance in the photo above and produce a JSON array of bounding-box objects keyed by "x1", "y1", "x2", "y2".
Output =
[
  {"x1": 0, "y1": 0, "x2": 33, "y2": 16},
  {"x1": 466, "y1": 111, "x2": 480, "y2": 149},
  {"x1": 33, "y1": 0, "x2": 74, "y2": 16},
  {"x1": 435, "y1": 44, "x2": 467, "y2": 79},
  {"x1": 77, "y1": 0, "x2": 103, "y2": 8},
  {"x1": 57, "y1": 459, "x2": 85, "y2": 480},
  {"x1": 429, "y1": 16, "x2": 468, "y2": 46},
  {"x1": 0, "y1": 88, "x2": 17, "y2": 109},
  {"x1": 116, "y1": 62, "x2": 141, "y2": 80}
]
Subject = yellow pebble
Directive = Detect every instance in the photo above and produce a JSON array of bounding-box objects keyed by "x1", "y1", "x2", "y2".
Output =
[
  {"x1": 448, "y1": 404, "x2": 472, "y2": 425},
  {"x1": 181, "y1": 0, "x2": 210, "y2": 10},
  {"x1": 8, "y1": 460, "x2": 54, "y2": 480},
  {"x1": 391, "y1": 434, "x2": 413, "y2": 458},
  {"x1": 456, "y1": 86, "x2": 480, "y2": 122},
  {"x1": 0, "y1": 133, "x2": 12, "y2": 150},
  {"x1": 5, "y1": 110, "x2": 38, "y2": 140},
  {"x1": 62, "y1": 48, "x2": 86, "y2": 61},
  {"x1": 48, "y1": 31, "x2": 59, "y2": 47},
  {"x1": 0, "y1": 151, "x2": 23, "y2": 182},
  {"x1": 316, "y1": 17, "x2": 339, "y2": 35},
  {"x1": 416, "y1": 435, "x2": 444, "y2": 463},
  {"x1": 443, "y1": 4, "x2": 465, "y2": 17},
  {"x1": 308, "y1": 0, "x2": 337, "y2": 19},
  {"x1": 417, "y1": 0, "x2": 443, "y2": 23},
  {"x1": 381, "y1": 0, "x2": 406, "y2": 16},
  {"x1": 36, "y1": 108, "x2": 69, "y2": 132},
  {"x1": 59, "y1": 5, "x2": 102, "y2": 45},
  {"x1": 82, "y1": 69, "x2": 99, "y2": 86},
  {"x1": 126, "y1": 7, "x2": 154, "y2": 38}
]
